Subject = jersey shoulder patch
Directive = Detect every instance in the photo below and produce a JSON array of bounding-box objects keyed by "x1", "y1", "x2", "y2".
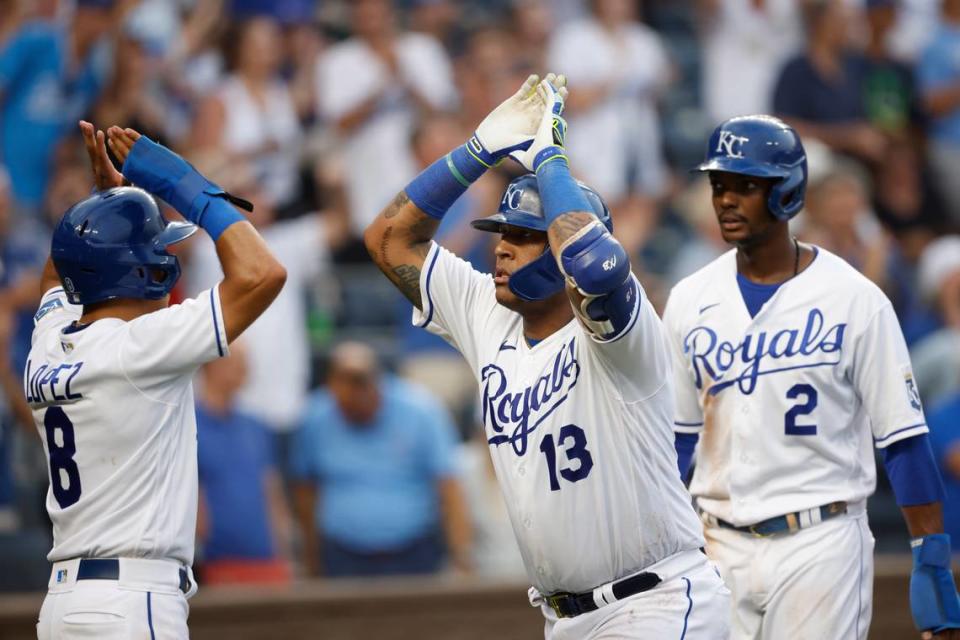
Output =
[{"x1": 34, "y1": 297, "x2": 64, "y2": 323}]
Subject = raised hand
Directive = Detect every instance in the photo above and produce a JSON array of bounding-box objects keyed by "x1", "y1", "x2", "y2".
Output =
[
  {"x1": 509, "y1": 74, "x2": 568, "y2": 172},
  {"x1": 470, "y1": 73, "x2": 549, "y2": 166},
  {"x1": 79, "y1": 121, "x2": 125, "y2": 191},
  {"x1": 105, "y1": 126, "x2": 141, "y2": 166}
]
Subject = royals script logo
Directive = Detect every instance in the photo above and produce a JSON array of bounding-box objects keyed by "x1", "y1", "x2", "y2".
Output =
[
  {"x1": 684, "y1": 308, "x2": 846, "y2": 395},
  {"x1": 481, "y1": 337, "x2": 581, "y2": 456}
]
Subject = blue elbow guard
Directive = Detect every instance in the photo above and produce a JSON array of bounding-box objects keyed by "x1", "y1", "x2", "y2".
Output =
[
  {"x1": 559, "y1": 221, "x2": 630, "y2": 295},
  {"x1": 910, "y1": 534, "x2": 960, "y2": 632},
  {"x1": 122, "y1": 134, "x2": 252, "y2": 224},
  {"x1": 559, "y1": 221, "x2": 636, "y2": 339}
]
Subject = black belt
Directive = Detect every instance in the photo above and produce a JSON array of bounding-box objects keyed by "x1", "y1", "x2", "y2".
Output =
[
  {"x1": 545, "y1": 571, "x2": 662, "y2": 619},
  {"x1": 76, "y1": 558, "x2": 190, "y2": 594},
  {"x1": 710, "y1": 501, "x2": 847, "y2": 537}
]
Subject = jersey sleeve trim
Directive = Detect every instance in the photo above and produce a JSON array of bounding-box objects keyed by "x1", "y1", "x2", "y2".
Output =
[
  {"x1": 874, "y1": 422, "x2": 929, "y2": 448},
  {"x1": 674, "y1": 421, "x2": 704, "y2": 434},
  {"x1": 585, "y1": 277, "x2": 642, "y2": 344},
  {"x1": 415, "y1": 244, "x2": 441, "y2": 329},
  {"x1": 208, "y1": 287, "x2": 225, "y2": 357}
]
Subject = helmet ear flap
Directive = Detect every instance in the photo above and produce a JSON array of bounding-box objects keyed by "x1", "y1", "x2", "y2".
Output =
[{"x1": 767, "y1": 163, "x2": 807, "y2": 221}]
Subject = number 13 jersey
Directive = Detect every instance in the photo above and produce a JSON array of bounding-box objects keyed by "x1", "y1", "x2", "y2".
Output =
[
  {"x1": 25, "y1": 286, "x2": 229, "y2": 566},
  {"x1": 663, "y1": 248, "x2": 928, "y2": 527},
  {"x1": 413, "y1": 243, "x2": 704, "y2": 595}
]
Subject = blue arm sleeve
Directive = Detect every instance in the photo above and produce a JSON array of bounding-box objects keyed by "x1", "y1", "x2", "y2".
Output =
[
  {"x1": 675, "y1": 432, "x2": 699, "y2": 482},
  {"x1": 882, "y1": 434, "x2": 946, "y2": 506}
]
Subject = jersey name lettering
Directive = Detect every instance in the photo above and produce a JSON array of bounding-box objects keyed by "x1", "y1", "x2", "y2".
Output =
[
  {"x1": 482, "y1": 337, "x2": 581, "y2": 456},
  {"x1": 684, "y1": 308, "x2": 846, "y2": 395},
  {"x1": 24, "y1": 359, "x2": 84, "y2": 405}
]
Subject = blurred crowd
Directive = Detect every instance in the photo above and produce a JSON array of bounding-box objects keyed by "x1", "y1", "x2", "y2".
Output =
[{"x1": 0, "y1": 0, "x2": 959, "y2": 591}]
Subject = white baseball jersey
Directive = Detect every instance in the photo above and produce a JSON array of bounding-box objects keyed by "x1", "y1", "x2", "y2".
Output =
[
  {"x1": 413, "y1": 243, "x2": 704, "y2": 594},
  {"x1": 25, "y1": 285, "x2": 229, "y2": 565},
  {"x1": 663, "y1": 248, "x2": 927, "y2": 525}
]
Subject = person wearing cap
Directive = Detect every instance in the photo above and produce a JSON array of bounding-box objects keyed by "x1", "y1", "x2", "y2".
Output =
[
  {"x1": 290, "y1": 341, "x2": 472, "y2": 577},
  {"x1": 911, "y1": 236, "x2": 960, "y2": 408}
]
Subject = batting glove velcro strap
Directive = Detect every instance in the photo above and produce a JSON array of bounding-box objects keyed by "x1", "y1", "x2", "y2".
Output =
[
  {"x1": 910, "y1": 534, "x2": 960, "y2": 632},
  {"x1": 122, "y1": 135, "x2": 252, "y2": 224}
]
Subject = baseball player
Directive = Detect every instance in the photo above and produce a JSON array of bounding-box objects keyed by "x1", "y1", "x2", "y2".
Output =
[
  {"x1": 364, "y1": 73, "x2": 730, "y2": 638},
  {"x1": 664, "y1": 114, "x2": 960, "y2": 639},
  {"x1": 29, "y1": 121, "x2": 286, "y2": 639}
]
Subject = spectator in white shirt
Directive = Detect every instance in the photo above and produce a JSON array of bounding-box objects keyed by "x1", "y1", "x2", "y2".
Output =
[
  {"x1": 697, "y1": 0, "x2": 802, "y2": 123},
  {"x1": 315, "y1": 0, "x2": 456, "y2": 237},
  {"x1": 191, "y1": 16, "x2": 303, "y2": 213},
  {"x1": 546, "y1": 0, "x2": 672, "y2": 204},
  {"x1": 184, "y1": 188, "x2": 347, "y2": 452}
]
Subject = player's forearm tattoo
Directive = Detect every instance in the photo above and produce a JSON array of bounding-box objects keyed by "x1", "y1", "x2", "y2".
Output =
[
  {"x1": 391, "y1": 265, "x2": 423, "y2": 307},
  {"x1": 377, "y1": 225, "x2": 424, "y2": 308},
  {"x1": 548, "y1": 211, "x2": 596, "y2": 249},
  {"x1": 383, "y1": 191, "x2": 410, "y2": 219}
]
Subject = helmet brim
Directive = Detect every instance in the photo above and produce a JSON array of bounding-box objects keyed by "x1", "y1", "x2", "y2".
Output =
[
  {"x1": 471, "y1": 211, "x2": 548, "y2": 233},
  {"x1": 693, "y1": 157, "x2": 792, "y2": 179},
  {"x1": 156, "y1": 221, "x2": 199, "y2": 247}
]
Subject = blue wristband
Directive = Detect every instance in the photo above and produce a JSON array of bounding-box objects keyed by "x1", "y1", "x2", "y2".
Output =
[
  {"x1": 534, "y1": 147, "x2": 592, "y2": 226},
  {"x1": 405, "y1": 139, "x2": 489, "y2": 220},
  {"x1": 911, "y1": 534, "x2": 960, "y2": 632},
  {"x1": 198, "y1": 197, "x2": 245, "y2": 241},
  {"x1": 122, "y1": 134, "x2": 254, "y2": 228}
]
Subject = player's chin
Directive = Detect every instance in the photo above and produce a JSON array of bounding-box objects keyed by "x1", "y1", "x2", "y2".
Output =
[
  {"x1": 718, "y1": 225, "x2": 753, "y2": 246},
  {"x1": 495, "y1": 283, "x2": 523, "y2": 311}
]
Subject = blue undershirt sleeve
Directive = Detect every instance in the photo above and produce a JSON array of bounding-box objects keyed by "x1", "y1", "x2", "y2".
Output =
[
  {"x1": 882, "y1": 434, "x2": 946, "y2": 507},
  {"x1": 675, "y1": 432, "x2": 699, "y2": 483}
]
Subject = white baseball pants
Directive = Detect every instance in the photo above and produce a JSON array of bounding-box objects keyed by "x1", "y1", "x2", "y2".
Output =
[
  {"x1": 534, "y1": 549, "x2": 732, "y2": 639},
  {"x1": 704, "y1": 507, "x2": 874, "y2": 640},
  {"x1": 37, "y1": 558, "x2": 194, "y2": 640}
]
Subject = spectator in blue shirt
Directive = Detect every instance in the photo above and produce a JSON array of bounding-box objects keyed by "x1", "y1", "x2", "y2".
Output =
[
  {"x1": 927, "y1": 392, "x2": 960, "y2": 543},
  {"x1": 196, "y1": 342, "x2": 292, "y2": 585},
  {"x1": 292, "y1": 341, "x2": 472, "y2": 578},
  {"x1": 772, "y1": 0, "x2": 889, "y2": 166},
  {"x1": 0, "y1": 0, "x2": 115, "y2": 214},
  {"x1": 917, "y1": 0, "x2": 960, "y2": 224}
]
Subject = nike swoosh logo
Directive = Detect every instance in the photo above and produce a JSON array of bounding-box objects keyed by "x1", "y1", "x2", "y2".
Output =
[
  {"x1": 499, "y1": 341, "x2": 516, "y2": 352},
  {"x1": 699, "y1": 303, "x2": 721, "y2": 315}
]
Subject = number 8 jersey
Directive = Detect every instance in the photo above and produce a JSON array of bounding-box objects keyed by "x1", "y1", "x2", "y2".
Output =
[
  {"x1": 24, "y1": 286, "x2": 229, "y2": 566},
  {"x1": 663, "y1": 248, "x2": 928, "y2": 526},
  {"x1": 413, "y1": 244, "x2": 704, "y2": 595}
]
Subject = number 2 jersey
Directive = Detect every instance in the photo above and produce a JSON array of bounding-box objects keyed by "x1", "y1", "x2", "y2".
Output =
[
  {"x1": 413, "y1": 243, "x2": 704, "y2": 595},
  {"x1": 24, "y1": 286, "x2": 229, "y2": 565},
  {"x1": 663, "y1": 248, "x2": 928, "y2": 526}
]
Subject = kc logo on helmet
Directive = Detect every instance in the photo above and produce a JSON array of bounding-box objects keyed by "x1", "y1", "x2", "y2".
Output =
[
  {"x1": 502, "y1": 183, "x2": 524, "y2": 210},
  {"x1": 716, "y1": 131, "x2": 750, "y2": 158}
]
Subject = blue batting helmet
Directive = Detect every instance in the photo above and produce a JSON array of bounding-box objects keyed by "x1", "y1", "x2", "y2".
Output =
[
  {"x1": 695, "y1": 115, "x2": 807, "y2": 221},
  {"x1": 471, "y1": 174, "x2": 612, "y2": 301},
  {"x1": 51, "y1": 187, "x2": 197, "y2": 305}
]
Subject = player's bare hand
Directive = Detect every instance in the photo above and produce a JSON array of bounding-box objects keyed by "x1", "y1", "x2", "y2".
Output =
[
  {"x1": 106, "y1": 126, "x2": 142, "y2": 166},
  {"x1": 926, "y1": 629, "x2": 960, "y2": 639},
  {"x1": 79, "y1": 121, "x2": 124, "y2": 191}
]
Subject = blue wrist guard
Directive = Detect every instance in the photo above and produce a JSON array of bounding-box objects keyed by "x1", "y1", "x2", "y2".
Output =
[
  {"x1": 910, "y1": 534, "x2": 960, "y2": 632},
  {"x1": 406, "y1": 136, "x2": 491, "y2": 220},
  {"x1": 122, "y1": 135, "x2": 252, "y2": 226},
  {"x1": 534, "y1": 148, "x2": 592, "y2": 226}
]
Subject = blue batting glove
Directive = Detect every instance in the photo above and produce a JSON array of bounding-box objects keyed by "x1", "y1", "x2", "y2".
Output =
[
  {"x1": 910, "y1": 534, "x2": 960, "y2": 633},
  {"x1": 122, "y1": 135, "x2": 251, "y2": 224}
]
